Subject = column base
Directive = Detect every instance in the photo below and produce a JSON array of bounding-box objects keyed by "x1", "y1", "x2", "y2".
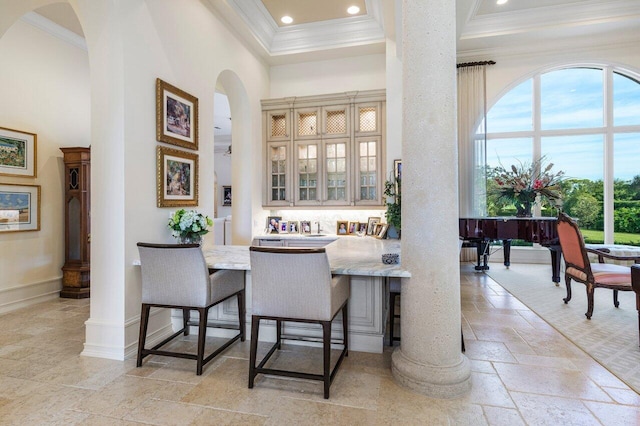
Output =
[{"x1": 391, "y1": 347, "x2": 472, "y2": 399}]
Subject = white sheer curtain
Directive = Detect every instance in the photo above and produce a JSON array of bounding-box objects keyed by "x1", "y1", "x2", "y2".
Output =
[
  {"x1": 457, "y1": 65, "x2": 488, "y2": 218},
  {"x1": 458, "y1": 64, "x2": 489, "y2": 262}
]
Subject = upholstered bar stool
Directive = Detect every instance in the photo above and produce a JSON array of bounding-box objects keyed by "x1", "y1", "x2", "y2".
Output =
[
  {"x1": 248, "y1": 246, "x2": 349, "y2": 399},
  {"x1": 137, "y1": 243, "x2": 245, "y2": 375}
]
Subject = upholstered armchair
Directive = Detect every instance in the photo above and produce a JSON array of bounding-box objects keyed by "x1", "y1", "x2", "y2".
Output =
[
  {"x1": 137, "y1": 243, "x2": 245, "y2": 375},
  {"x1": 632, "y1": 265, "x2": 640, "y2": 346},
  {"x1": 556, "y1": 213, "x2": 636, "y2": 320},
  {"x1": 248, "y1": 246, "x2": 349, "y2": 399}
]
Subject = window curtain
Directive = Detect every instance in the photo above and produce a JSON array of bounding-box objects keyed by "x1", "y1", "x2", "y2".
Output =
[
  {"x1": 458, "y1": 65, "x2": 489, "y2": 261},
  {"x1": 457, "y1": 65, "x2": 488, "y2": 218}
]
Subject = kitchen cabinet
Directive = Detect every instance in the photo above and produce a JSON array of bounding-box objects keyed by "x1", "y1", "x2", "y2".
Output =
[{"x1": 262, "y1": 90, "x2": 385, "y2": 208}]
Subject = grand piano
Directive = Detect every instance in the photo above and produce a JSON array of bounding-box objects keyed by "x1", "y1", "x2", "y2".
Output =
[{"x1": 459, "y1": 217, "x2": 561, "y2": 283}]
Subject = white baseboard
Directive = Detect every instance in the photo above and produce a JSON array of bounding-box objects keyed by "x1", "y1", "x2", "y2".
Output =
[{"x1": 0, "y1": 277, "x2": 62, "y2": 315}]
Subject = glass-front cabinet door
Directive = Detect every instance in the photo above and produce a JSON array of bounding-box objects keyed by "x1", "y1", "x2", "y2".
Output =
[
  {"x1": 324, "y1": 139, "x2": 350, "y2": 205},
  {"x1": 355, "y1": 136, "x2": 382, "y2": 206},
  {"x1": 295, "y1": 107, "x2": 320, "y2": 140},
  {"x1": 295, "y1": 141, "x2": 321, "y2": 205},
  {"x1": 322, "y1": 105, "x2": 350, "y2": 138},
  {"x1": 266, "y1": 110, "x2": 290, "y2": 142},
  {"x1": 355, "y1": 102, "x2": 382, "y2": 136},
  {"x1": 266, "y1": 142, "x2": 290, "y2": 206}
]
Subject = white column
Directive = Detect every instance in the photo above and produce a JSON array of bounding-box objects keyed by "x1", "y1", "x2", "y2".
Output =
[
  {"x1": 392, "y1": 0, "x2": 471, "y2": 398},
  {"x1": 77, "y1": 0, "x2": 128, "y2": 360}
]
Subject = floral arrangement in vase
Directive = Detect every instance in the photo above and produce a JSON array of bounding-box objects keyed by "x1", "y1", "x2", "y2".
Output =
[
  {"x1": 492, "y1": 157, "x2": 565, "y2": 217},
  {"x1": 168, "y1": 209, "x2": 213, "y2": 244}
]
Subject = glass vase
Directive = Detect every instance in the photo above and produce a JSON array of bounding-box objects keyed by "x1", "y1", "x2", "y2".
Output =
[
  {"x1": 515, "y1": 201, "x2": 533, "y2": 217},
  {"x1": 179, "y1": 234, "x2": 203, "y2": 245}
]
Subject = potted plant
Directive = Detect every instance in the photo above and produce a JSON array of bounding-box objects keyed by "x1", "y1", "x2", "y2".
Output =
[{"x1": 384, "y1": 176, "x2": 401, "y2": 238}]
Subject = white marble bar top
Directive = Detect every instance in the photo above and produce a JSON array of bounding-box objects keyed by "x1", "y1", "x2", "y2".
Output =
[{"x1": 203, "y1": 237, "x2": 410, "y2": 277}]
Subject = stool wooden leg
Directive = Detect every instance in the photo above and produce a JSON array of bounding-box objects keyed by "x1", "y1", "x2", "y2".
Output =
[
  {"x1": 137, "y1": 304, "x2": 150, "y2": 367},
  {"x1": 248, "y1": 316, "x2": 260, "y2": 388},
  {"x1": 322, "y1": 321, "x2": 331, "y2": 399},
  {"x1": 196, "y1": 307, "x2": 209, "y2": 375},
  {"x1": 389, "y1": 292, "x2": 396, "y2": 345},
  {"x1": 182, "y1": 308, "x2": 190, "y2": 336}
]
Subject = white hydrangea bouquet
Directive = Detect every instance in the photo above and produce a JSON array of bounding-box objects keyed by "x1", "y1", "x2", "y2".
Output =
[{"x1": 168, "y1": 209, "x2": 213, "y2": 244}]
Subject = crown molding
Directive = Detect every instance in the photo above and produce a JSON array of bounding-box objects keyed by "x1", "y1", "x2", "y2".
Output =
[
  {"x1": 20, "y1": 11, "x2": 87, "y2": 51},
  {"x1": 226, "y1": 0, "x2": 385, "y2": 56},
  {"x1": 461, "y1": 0, "x2": 640, "y2": 40}
]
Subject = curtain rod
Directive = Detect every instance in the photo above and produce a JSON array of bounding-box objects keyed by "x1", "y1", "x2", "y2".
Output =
[{"x1": 456, "y1": 60, "x2": 496, "y2": 68}]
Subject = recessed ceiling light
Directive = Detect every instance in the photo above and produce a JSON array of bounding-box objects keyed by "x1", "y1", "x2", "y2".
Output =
[
  {"x1": 281, "y1": 15, "x2": 293, "y2": 24},
  {"x1": 347, "y1": 6, "x2": 360, "y2": 15},
  {"x1": 496, "y1": 0, "x2": 508, "y2": 5}
]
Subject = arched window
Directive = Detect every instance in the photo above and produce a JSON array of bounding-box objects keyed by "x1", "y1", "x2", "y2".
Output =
[{"x1": 480, "y1": 66, "x2": 640, "y2": 246}]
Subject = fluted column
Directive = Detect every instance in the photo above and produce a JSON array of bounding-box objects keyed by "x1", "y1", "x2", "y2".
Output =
[{"x1": 391, "y1": 0, "x2": 471, "y2": 398}]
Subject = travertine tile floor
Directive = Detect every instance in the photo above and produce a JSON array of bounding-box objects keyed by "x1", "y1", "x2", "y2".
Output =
[{"x1": 0, "y1": 263, "x2": 639, "y2": 425}]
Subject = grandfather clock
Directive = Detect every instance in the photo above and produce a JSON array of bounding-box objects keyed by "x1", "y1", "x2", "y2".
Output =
[{"x1": 60, "y1": 147, "x2": 91, "y2": 298}]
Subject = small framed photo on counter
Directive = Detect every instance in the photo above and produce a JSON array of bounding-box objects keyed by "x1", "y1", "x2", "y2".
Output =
[
  {"x1": 279, "y1": 220, "x2": 289, "y2": 234},
  {"x1": 267, "y1": 216, "x2": 281, "y2": 234},
  {"x1": 348, "y1": 221, "x2": 359, "y2": 235},
  {"x1": 288, "y1": 221, "x2": 299, "y2": 233},
  {"x1": 336, "y1": 220, "x2": 348, "y2": 235},
  {"x1": 366, "y1": 217, "x2": 380, "y2": 235},
  {"x1": 300, "y1": 220, "x2": 312, "y2": 234}
]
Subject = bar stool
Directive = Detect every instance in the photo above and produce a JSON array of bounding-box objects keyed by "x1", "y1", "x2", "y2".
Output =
[{"x1": 248, "y1": 246, "x2": 349, "y2": 399}]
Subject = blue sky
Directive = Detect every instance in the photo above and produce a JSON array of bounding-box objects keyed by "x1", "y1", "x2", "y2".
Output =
[{"x1": 484, "y1": 68, "x2": 640, "y2": 181}]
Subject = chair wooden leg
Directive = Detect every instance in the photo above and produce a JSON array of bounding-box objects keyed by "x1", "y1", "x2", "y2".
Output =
[
  {"x1": 461, "y1": 329, "x2": 465, "y2": 353},
  {"x1": 322, "y1": 321, "x2": 331, "y2": 399},
  {"x1": 613, "y1": 290, "x2": 620, "y2": 308},
  {"x1": 237, "y1": 291, "x2": 246, "y2": 341},
  {"x1": 248, "y1": 316, "x2": 260, "y2": 389},
  {"x1": 196, "y1": 307, "x2": 209, "y2": 375},
  {"x1": 137, "y1": 304, "x2": 151, "y2": 367},
  {"x1": 563, "y1": 276, "x2": 572, "y2": 303},
  {"x1": 183, "y1": 308, "x2": 190, "y2": 336},
  {"x1": 585, "y1": 285, "x2": 595, "y2": 320}
]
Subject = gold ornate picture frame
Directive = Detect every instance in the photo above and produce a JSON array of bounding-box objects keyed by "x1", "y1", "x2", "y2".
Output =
[
  {"x1": 0, "y1": 126, "x2": 37, "y2": 178},
  {"x1": 157, "y1": 146, "x2": 198, "y2": 207},
  {"x1": 0, "y1": 183, "x2": 40, "y2": 233},
  {"x1": 156, "y1": 78, "x2": 198, "y2": 150}
]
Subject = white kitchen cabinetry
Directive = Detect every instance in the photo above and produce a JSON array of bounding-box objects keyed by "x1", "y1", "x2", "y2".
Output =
[{"x1": 262, "y1": 90, "x2": 385, "y2": 208}]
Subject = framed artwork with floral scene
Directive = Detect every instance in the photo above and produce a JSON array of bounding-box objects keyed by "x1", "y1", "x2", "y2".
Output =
[
  {"x1": 156, "y1": 78, "x2": 198, "y2": 150},
  {"x1": 0, "y1": 127, "x2": 37, "y2": 178},
  {"x1": 157, "y1": 146, "x2": 198, "y2": 207}
]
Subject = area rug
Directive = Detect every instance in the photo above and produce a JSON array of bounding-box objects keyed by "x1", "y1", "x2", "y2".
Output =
[{"x1": 484, "y1": 263, "x2": 640, "y2": 395}]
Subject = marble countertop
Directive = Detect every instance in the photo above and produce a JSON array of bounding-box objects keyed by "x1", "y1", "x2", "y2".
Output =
[{"x1": 203, "y1": 237, "x2": 410, "y2": 277}]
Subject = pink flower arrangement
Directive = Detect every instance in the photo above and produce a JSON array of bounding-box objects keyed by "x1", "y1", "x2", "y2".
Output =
[{"x1": 493, "y1": 157, "x2": 565, "y2": 216}]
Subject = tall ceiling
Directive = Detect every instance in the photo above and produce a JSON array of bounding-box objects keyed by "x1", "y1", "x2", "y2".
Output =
[
  {"x1": 25, "y1": 0, "x2": 640, "y2": 138},
  {"x1": 30, "y1": 0, "x2": 640, "y2": 64}
]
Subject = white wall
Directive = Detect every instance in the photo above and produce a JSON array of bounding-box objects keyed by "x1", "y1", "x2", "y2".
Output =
[
  {"x1": 270, "y1": 53, "x2": 386, "y2": 98},
  {"x1": 0, "y1": 19, "x2": 90, "y2": 312}
]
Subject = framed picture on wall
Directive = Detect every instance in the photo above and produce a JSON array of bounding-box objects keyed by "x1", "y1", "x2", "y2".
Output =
[
  {"x1": 222, "y1": 185, "x2": 232, "y2": 206},
  {"x1": 156, "y1": 146, "x2": 198, "y2": 207},
  {"x1": 156, "y1": 78, "x2": 199, "y2": 150},
  {"x1": 0, "y1": 183, "x2": 40, "y2": 233},
  {"x1": 394, "y1": 159, "x2": 402, "y2": 181},
  {"x1": 0, "y1": 127, "x2": 37, "y2": 178}
]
